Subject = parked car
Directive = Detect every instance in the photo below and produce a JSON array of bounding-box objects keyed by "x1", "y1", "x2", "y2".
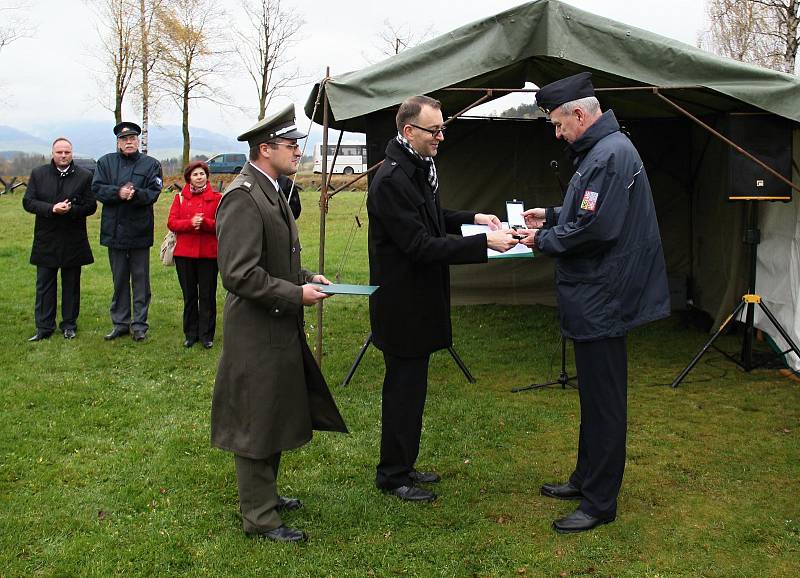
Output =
[
  {"x1": 207, "y1": 152, "x2": 247, "y2": 174},
  {"x1": 73, "y1": 157, "x2": 97, "y2": 175}
]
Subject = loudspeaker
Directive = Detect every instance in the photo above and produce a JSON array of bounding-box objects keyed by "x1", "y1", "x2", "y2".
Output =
[{"x1": 727, "y1": 114, "x2": 792, "y2": 202}]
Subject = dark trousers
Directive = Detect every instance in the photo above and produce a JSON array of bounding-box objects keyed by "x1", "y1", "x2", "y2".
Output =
[
  {"x1": 568, "y1": 335, "x2": 628, "y2": 520},
  {"x1": 174, "y1": 257, "x2": 218, "y2": 341},
  {"x1": 376, "y1": 352, "x2": 430, "y2": 490},
  {"x1": 108, "y1": 248, "x2": 151, "y2": 332},
  {"x1": 234, "y1": 453, "x2": 282, "y2": 532},
  {"x1": 34, "y1": 266, "x2": 81, "y2": 333}
]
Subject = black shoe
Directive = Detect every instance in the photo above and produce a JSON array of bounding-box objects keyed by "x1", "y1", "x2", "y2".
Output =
[
  {"x1": 276, "y1": 496, "x2": 303, "y2": 511},
  {"x1": 553, "y1": 509, "x2": 615, "y2": 534},
  {"x1": 409, "y1": 470, "x2": 441, "y2": 484},
  {"x1": 28, "y1": 332, "x2": 52, "y2": 342},
  {"x1": 63, "y1": 329, "x2": 76, "y2": 339},
  {"x1": 202, "y1": 340, "x2": 213, "y2": 349},
  {"x1": 104, "y1": 327, "x2": 129, "y2": 340},
  {"x1": 383, "y1": 485, "x2": 437, "y2": 502},
  {"x1": 183, "y1": 338, "x2": 197, "y2": 348},
  {"x1": 246, "y1": 524, "x2": 307, "y2": 542},
  {"x1": 541, "y1": 481, "x2": 583, "y2": 500},
  {"x1": 132, "y1": 330, "x2": 147, "y2": 342}
]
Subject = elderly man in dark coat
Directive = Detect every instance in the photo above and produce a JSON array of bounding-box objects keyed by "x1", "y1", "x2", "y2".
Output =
[
  {"x1": 92, "y1": 121, "x2": 162, "y2": 342},
  {"x1": 519, "y1": 72, "x2": 670, "y2": 533},
  {"x1": 211, "y1": 104, "x2": 347, "y2": 543},
  {"x1": 23, "y1": 137, "x2": 96, "y2": 341}
]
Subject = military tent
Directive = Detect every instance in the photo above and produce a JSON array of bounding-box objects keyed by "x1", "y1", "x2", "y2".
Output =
[{"x1": 305, "y1": 0, "x2": 800, "y2": 370}]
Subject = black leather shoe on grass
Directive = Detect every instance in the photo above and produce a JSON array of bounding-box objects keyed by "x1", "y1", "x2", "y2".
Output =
[
  {"x1": 246, "y1": 524, "x2": 307, "y2": 542},
  {"x1": 409, "y1": 470, "x2": 441, "y2": 484},
  {"x1": 104, "y1": 327, "x2": 129, "y2": 340},
  {"x1": 183, "y1": 338, "x2": 197, "y2": 348},
  {"x1": 276, "y1": 496, "x2": 303, "y2": 511},
  {"x1": 28, "y1": 332, "x2": 52, "y2": 342},
  {"x1": 63, "y1": 329, "x2": 76, "y2": 339},
  {"x1": 132, "y1": 330, "x2": 147, "y2": 342},
  {"x1": 383, "y1": 485, "x2": 437, "y2": 502},
  {"x1": 540, "y1": 481, "x2": 582, "y2": 500},
  {"x1": 552, "y1": 509, "x2": 614, "y2": 534},
  {"x1": 202, "y1": 340, "x2": 213, "y2": 349}
]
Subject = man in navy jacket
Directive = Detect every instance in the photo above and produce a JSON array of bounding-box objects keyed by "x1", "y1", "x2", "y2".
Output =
[
  {"x1": 520, "y1": 72, "x2": 670, "y2": 533},
  {"x1": 92, "y1": 122, "x2": 162, "y2": 342}
]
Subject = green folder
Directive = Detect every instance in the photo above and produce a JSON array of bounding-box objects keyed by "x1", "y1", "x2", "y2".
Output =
[
  {"x1": 318, "y1": 283, "x2": 379, "y2": 296},
  {"x1": 489, "y1": 251, "x2": 535, "y2": 259}
]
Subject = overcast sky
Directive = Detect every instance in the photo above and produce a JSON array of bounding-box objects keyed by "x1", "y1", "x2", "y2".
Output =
[{"x1": 0, "y1": 0, "x2": 708, "y2": 140}]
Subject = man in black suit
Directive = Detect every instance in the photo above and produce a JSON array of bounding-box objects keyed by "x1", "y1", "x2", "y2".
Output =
[
  {"x1": 23, "y1": 137, "x2": 96, "y2": 341},
  {"x1": 367, "y1": 95, "x2": 518, "y2": 502}
]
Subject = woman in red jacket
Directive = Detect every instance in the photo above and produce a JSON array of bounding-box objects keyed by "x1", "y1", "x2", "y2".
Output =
[{"x1": 167, "y1": 161, "x2": 222, "y2": 348}]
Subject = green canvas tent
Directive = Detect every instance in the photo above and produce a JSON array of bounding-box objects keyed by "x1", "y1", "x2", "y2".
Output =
[{"x1": 305, "y1": 0, "x2": 800, "y2": 369}]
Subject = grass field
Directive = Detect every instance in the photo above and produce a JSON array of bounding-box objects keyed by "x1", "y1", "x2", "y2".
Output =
[{"x1": 0, "y1": 184, "x2": 798, "y2": 577}]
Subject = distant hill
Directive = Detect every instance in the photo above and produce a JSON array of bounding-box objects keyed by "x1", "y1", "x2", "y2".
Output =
[
  {"x1": 0, "y1": 121, "x2": 243, "y2": 160},
  {"x1": 0, "y1": 121, "x2": 364, "y2": 163},
  {"x1": 0, "y1": 126, "x2": 50, "y2": 154}
]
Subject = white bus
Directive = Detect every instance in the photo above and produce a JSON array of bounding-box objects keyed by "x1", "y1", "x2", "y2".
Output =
[{"x1": 313, "y1": 143, "x2": 368, "y2": 175}]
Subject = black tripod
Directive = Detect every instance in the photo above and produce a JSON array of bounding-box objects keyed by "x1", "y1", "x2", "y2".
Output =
[
  {"x1": 341, "y1": 332, "x2": 475, "y2": 387},
  {"x1": 511, "y1": 335, "x2": 578, "y2": 392},
  {"x1": 512, "y1": 160, "x2": 578, "y2": 393},
  {"x1": 671, "y1": 203, "x2": 800, "y2": 387}
]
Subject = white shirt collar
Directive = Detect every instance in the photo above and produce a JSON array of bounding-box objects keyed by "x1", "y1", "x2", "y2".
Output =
[{"x1": 248, "y1": 161, "x2": 279, "y2": 192}]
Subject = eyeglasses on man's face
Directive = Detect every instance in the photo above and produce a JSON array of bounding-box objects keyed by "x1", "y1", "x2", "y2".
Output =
[
  {"x1": 408, "y1": 123, "x2": 446, "y2": 137},
  {"x1": 271, "y1": 141, "x2": 301, "y2": 151}
]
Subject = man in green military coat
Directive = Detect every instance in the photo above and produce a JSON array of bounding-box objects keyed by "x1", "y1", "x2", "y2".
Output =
[{"x1": 211, "y1": 104, "x2": 347, "y2": 543}]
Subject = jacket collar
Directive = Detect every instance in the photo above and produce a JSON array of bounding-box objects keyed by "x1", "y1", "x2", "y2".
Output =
[
  {"x1": 570, "y1": 109, "x2": 620, "y2": 156},
  {"x1": 181, "y1": 181, "x2": 216, "y2": 199},
  {"x1": 50, "y1": 159, "x2": 74, "y2": 177},
  {"x1": 385, "y1": 138, "x2": 430, "y2": 180}
]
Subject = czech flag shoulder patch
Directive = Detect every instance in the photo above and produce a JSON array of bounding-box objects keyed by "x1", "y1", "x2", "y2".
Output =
[{"x1": 580, "y1": 190, "x2": 598, "y2": 211}]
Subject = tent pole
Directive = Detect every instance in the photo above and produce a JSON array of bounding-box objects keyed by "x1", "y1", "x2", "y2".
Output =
[
  {"x1": 316, "y1": 71, "x2": 330, "y2": 366},
  {"x1": 653, "y1": 89, "x2": 800, "y2": 194}
]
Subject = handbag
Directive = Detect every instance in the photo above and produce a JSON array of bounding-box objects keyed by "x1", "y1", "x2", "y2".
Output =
[{"x1": 160, "y1": 194, "x2": 182, "y2": 266}]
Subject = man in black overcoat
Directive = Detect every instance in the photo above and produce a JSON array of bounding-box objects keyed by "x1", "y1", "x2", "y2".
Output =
[
  {"x1": 519, "y1": 73, "x2": 670, "y2": 533},
  {"x1": 367, "y1": 95, "x2": 518, "y2": 502},
  {"x1": 23, "y1": 137, "x2": 96, "y2": 341}
]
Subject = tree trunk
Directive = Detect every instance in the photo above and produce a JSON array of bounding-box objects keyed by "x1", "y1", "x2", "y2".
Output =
[
  {"x1": 140, "y1": 0, "x2": 150, "y2": 154},
  {"x1": 182, "y1": 85, "x2": 190, "y2": 166},
  {"x1": 783, "y1": 0, "x2": 799, "y2": 74}
]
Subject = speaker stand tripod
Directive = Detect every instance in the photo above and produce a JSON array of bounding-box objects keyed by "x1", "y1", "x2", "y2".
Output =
[
  {"x1": 671, "y1": 203, "x2": 800, "y2": 387},
  {"x1": 511, "y1": 335, "x2": 578, "y2": 393},
  {"x1": 340, "y1": 332, "x2": 476, "y2": 387}
]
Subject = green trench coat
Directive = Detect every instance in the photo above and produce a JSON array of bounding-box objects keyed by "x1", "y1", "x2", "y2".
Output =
[{"x1": 211, "y1": 164, "x2": 347, "y2": 459}]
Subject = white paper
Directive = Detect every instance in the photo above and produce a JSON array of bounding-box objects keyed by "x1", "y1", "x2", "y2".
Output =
[
  {"x1": 461, "y1": 223, "x2": 534, "y2": 258},
  {"x1": 506, "y1": 201, "x2": 525, "y2": 228}
]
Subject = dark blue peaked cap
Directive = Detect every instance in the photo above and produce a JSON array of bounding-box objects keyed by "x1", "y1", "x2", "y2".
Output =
[{"x1": 536, "y1": 72, "x2": 595, "y2": 114}]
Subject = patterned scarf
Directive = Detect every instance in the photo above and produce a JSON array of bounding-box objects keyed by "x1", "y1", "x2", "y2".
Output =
[{"x1": 396, "y1": 133, "x2": 438, "y2": 201}]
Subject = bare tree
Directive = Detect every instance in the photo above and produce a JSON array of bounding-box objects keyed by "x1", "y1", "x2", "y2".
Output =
[
  {"x1": 236, "y1": 0, "x2": 304, "y2": 121},
  {"x1": 703, "y1": 0, "x2": 798, "y2": 73},
  {"x1": 372, "y1": 19, "x2": 436, "y2": 58},
  {"x1": 155, "y1": 0, "x2": 230, "y2": 165},
  {"x1": 0, "y1": 1, "x2": 32, "y2": 55},
  {"x1": 90, "y1": 0, "x2": 140, "y2": 124}
]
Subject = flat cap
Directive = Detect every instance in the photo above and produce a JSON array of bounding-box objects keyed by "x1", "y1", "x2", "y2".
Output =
[
  {"x1": 113, "y1": 121, "x2": 142, "y2": 138},
  {"x1": 237, "y1": 104, "x2": 307, "y2": 147},
  {"x1": 536, "y1": 72, "x2": 595, "y2": 114}
]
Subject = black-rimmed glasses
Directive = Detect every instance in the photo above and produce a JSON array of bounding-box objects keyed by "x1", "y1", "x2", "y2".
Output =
[{"x1": 408, "y1": 123, "x2": 446, "y2": 137}]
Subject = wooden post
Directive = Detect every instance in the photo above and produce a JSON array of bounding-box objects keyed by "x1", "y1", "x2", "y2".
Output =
[{"x1": 316, "y1": 71, "x2": 331, "y2": 366}]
